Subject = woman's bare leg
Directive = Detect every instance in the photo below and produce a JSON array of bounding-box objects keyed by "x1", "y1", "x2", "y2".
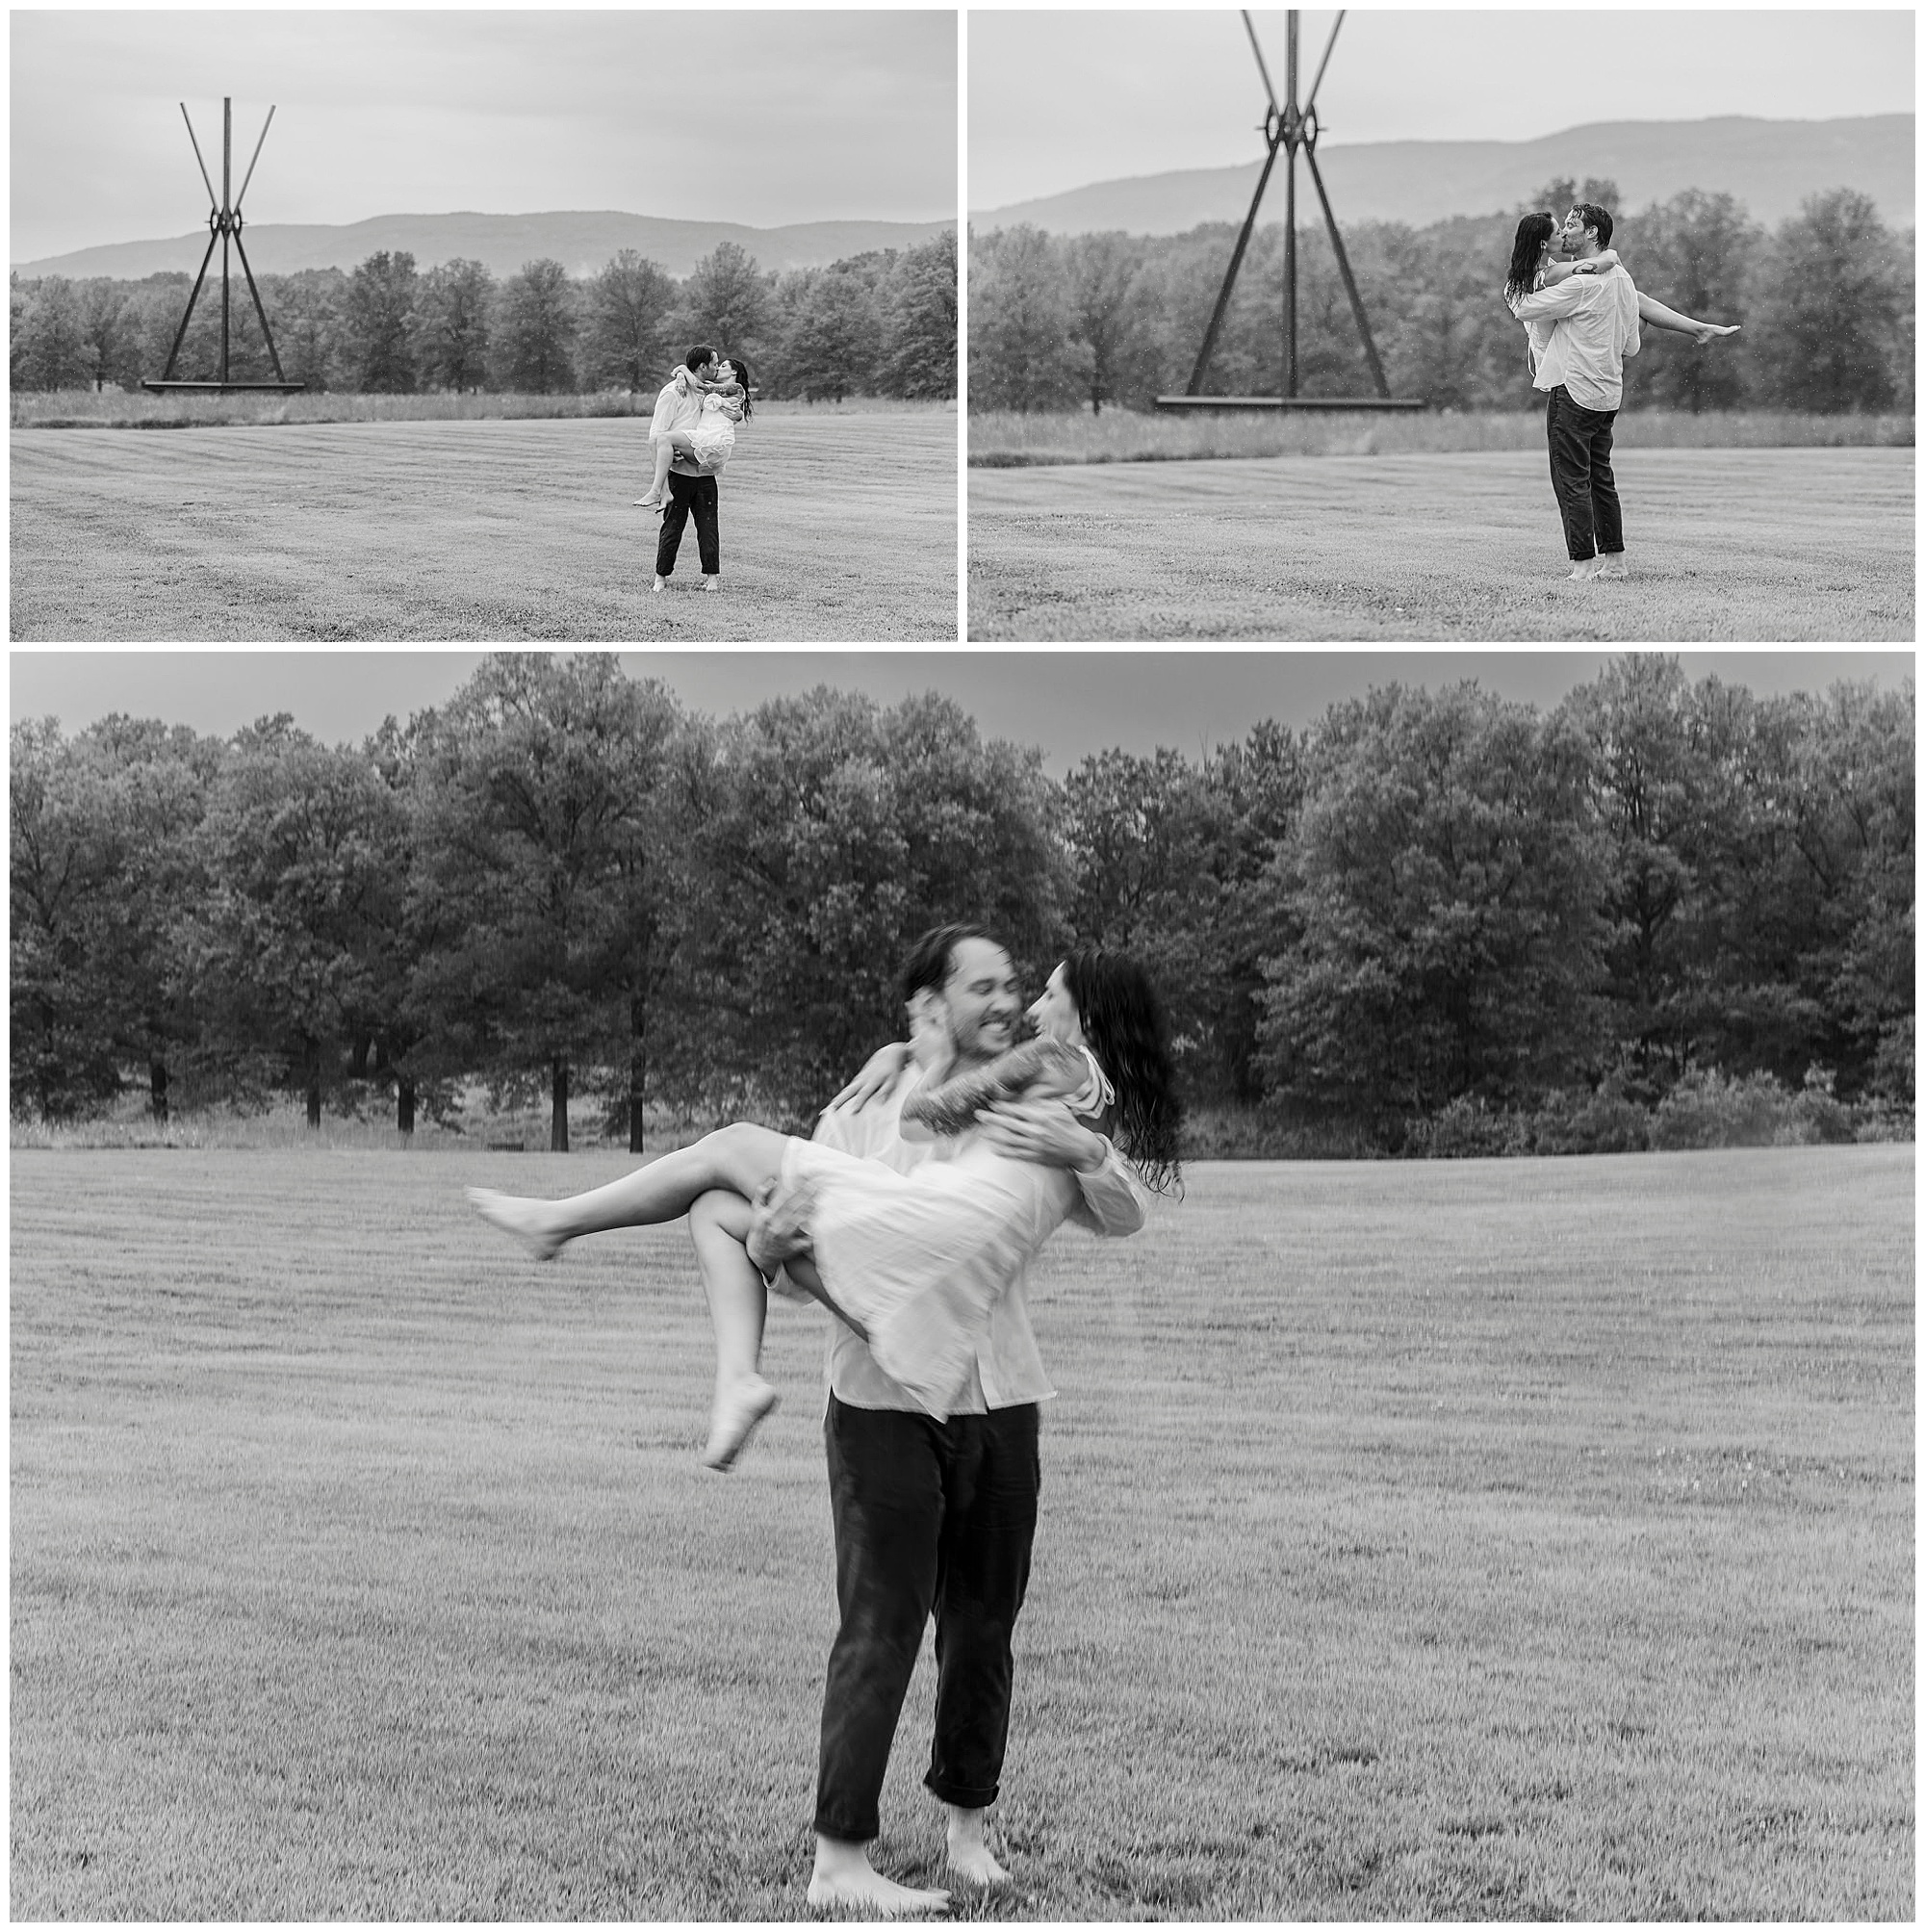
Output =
[
  {"x1": 636, "y1": 434, "x2": 675, "y2": 507},
  {"x1": 688, "y1": 1189, "x2": 780, "y2": 1469},
  {"x1": 637, "y1": 431, "x2": 699, "y2": 508},
  {"x1": 467, "y1": 1122, "x2": 789, "y2": 1261}
]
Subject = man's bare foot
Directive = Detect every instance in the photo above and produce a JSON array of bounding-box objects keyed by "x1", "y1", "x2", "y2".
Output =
[
  {"x1": 1567, "y1": 557, "x2": 1604, "y2": 581},
  {"x1": 1596, "y1": 555, "x2": 1630, "y2": 579},
  {"x1": 944, "y1": 1806, "x2": 1010, "y2": 1887},
  {"x1": 701, "y1": 576, "x2": 721, "y2": 593},
  {"x1": 466, "y1": 1187, "x2": 565, "y2": 1261},
  {"x1": 653, "y1": 576, "x2": 668, "y2": 594},
  {"x1": 808, "y1": 1837, "x2": 948, "y2": 1916},
  {"x1": 702, "y1": 1375, "x2": 780, "y2": 1471}
]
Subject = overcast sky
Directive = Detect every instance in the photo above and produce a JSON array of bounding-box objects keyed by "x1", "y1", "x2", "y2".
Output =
[
  {"x1": 10, "y1": 10, "x2": 957, "y2": 263},
  {"x1": 969, "y1": 10, "x2": 1915, "y2": 211},
  {"x1": 10, "y1": 651, "x2": 1911, "y2": 776}
]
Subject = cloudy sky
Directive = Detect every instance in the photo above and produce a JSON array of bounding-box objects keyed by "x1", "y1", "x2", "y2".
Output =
[
  {"x1": 969, "y1": 9, "x2": 1915, "y2": 211},
  {"x1": 10, "y1": 10, "x2": 957, "y2": 263},
  {"x1": 10, "y1": 651, "x2": 1911, "y2": 776}
]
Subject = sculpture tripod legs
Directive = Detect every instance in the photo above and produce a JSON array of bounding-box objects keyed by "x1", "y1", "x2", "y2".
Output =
[
  {"x1": 143, "y1": 97, "x2": 306, "y2": 395},
  {"x1": 1157, "y1": 10, "x2": 1424, "y2": 412}
]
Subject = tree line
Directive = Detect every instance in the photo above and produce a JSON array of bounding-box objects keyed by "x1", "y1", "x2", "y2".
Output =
[
  {"x1": 12, "y1": 655, "x2": 1912, "y2": 1156},
  {"x1": 971, "y1": 182, "x2": 1914, "y2": 416},
  {"x1": 10, "y1": 232, "x2": 957, "y2": 402}
]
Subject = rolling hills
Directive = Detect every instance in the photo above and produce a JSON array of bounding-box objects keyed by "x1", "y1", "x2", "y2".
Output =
[
  {"x1": 13, "y1": 211, "x2": 955, "y2": 283},
  {"x1": 971, "y1": 115, "x2": 1913, "y2": 236}
]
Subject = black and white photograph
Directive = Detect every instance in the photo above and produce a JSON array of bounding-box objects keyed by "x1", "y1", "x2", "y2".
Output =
[
  {"x1": 10, "y1": 11, "x2": 959, "y2": 642},
  {"x1": 967, "y1": 9, "x2": 1914, "y2": 642},
  {"x1": 11, "y1": 645, "x2": 1912, "y2": 1918}
]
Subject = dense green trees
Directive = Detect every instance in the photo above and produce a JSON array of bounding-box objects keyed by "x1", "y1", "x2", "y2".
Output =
[
  {"x1": 970, "y1": 186, "x2": 1914, "y2": 414},
  {"x1": 9, "y1": 232, "x2": 959, "y2": 401},
  {"x1": 10, "y1": 658, "x2": 1912, "y2": 1151},
  {"x1": 344, "y1": 251, "x2": 421, "y2": 392}
]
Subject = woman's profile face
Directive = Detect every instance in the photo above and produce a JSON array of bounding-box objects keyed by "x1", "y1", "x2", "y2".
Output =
[
  {"x1": 714, "y1": 358, "x2": 734, "y2": 382},
  {"x1": 1027, "y1": 964, "x2": 1087, "y2": 1048}
]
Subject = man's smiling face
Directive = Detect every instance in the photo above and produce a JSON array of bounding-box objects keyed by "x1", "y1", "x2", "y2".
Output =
[{"x1": 937, "y1": 938, "x2": 1019, "y2": 1066}]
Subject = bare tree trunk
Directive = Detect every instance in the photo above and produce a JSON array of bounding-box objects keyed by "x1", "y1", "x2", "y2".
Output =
[
  {"x1": 397, "y1": 1077, "x2": 416, "y2": 1137},
  {"x1": 551, "y1": 1056, "x2": 569, "y2": 1152},
  {"x1": 149, "y1": 1059, "x2": 169, "y2": 1124},
  {"x1": 629, "y1": 991, "x2": 646, "y2": 1154},
  {"x1": 305, "y1": 1037, "x2": 322, "y2": 1130}
]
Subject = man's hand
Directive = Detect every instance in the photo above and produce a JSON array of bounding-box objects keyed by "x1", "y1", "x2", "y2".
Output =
[
  {"x1": 827, "y1": 1040, "x2": 912, "y2": 1113},
  {"x1": 748, "y1": 1174, "x2": 818, "y2": 1288},
  {"x1": 975, "y1": 1097, "x2": 1107, "y2": 1172}
]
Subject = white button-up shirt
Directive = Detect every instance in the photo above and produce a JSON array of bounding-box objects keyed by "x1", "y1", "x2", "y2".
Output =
[
  {"x1": 647, "y1": 372, "x2": 703, "y2": 444},
  {"x1": 1510, "y1": 264, "x2": 1641, "y2": 411},
  {"x1": 814, "y1": 1066, "x2": 1149, "y2": 1414}
]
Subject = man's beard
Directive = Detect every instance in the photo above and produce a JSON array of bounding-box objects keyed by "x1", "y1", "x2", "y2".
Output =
[{"x1": 952, "y1": 1014, "x2": 1015, "y2": 1065}]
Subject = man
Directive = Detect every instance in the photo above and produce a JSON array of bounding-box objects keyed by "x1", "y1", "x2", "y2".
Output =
[
  {"x1": 1508, "y1": 203, "x2": 1642, "y2": 582},
  {"x1": 641, "y1": 344, "x2": 722, "y2": 595},
  {"x1": 760, "y1": 924, "x2": 1148, "y2": 1915},
  {"x1": 1512, "y1": 203, "x2": 1741, "y2": 582}
]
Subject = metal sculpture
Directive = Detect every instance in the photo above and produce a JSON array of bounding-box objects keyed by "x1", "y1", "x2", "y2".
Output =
[
  {"x1": 1157, "y1": 11, "x2": 1422, "y2": 411},
  {"x1": 143, "y1": 98, "x2": 304, "y2": 393}
]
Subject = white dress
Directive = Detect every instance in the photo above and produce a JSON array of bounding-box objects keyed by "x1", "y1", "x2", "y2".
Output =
[
  {"x1": 1511, "y1": 271, "x2": 1556, "y2": 378},
  {"x1": 689, "y1": 392, "x2": 738, "y2": 473},
  {"x1": 779, "y1": 1047, "x2": 1116, "y2": 1417}
]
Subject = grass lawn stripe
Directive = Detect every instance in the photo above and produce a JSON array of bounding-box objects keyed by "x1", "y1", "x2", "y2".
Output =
[
  {"x1": 11, "y1": 1144, "x2": 1912, "y2": 1919},
  {"x1": 11, "y1": 410, "x2": 958, "y2": 643},
  {"x1": 967, "y1": 446, "x2": 1913, "y2": 641}
]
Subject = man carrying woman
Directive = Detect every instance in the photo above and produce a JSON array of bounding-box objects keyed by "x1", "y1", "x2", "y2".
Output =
[{"x1": 1505, "y1": 201, "x2": 1740, "y2": 580}]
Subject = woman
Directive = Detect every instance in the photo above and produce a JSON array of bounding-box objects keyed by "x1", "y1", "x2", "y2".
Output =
[
  {"x1": 634, "y1": 355, "x2": 753, "y2": 513},
  {"x1": 1503, "y1": 210, "x2": 1741, "y2": 374},
  {"x1": 469, "y1": 950, "x2": 1181, "y2": 1469}
]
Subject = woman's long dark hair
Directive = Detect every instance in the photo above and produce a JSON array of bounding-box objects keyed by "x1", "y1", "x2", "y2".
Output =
[
  {"x1": 1505, "y1": 212, "x2": 1554, "y2": 306},
  {"x1": 728, "y1": 355, "x2": 754, "y2": 420},
  {"x1": 1061, "y1": 949, "x2": 1183, "y2": 1195}
]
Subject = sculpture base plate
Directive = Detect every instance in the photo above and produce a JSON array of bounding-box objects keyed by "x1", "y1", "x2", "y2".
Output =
[
  {"x1": 141, "y1": 380, "x2": 309, "y2": 394},
  {"x1": 1154, "y1": 395, "x2": 1427, "y2": 411}
]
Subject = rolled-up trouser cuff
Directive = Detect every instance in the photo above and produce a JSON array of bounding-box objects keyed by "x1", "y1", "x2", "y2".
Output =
[{"x1": 924, "y1": 1771, "x2": 999, "y2": 1810}]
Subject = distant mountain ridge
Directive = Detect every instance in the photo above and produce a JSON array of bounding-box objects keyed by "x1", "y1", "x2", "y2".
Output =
[
  {"x1": 13, "y1": 211, "x2": 956, "y2": 283},
  {"x1": 971, "y1": 115, "x2": 1913, "y2": 236}
]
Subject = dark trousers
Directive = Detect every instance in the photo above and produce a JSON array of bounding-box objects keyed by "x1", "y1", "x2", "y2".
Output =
[
  {"x1": 1545, "y1": 384, "x2": 1624, "y2": 561},
  {"x1": 814, "y1": 1395, "x2": 1041, "y2": 1844},
  {"x1": 654, "y1": 469, "x2": 719, "y2": 579}
]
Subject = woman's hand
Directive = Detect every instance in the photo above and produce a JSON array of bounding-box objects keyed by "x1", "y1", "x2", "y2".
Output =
[
  {"x1": 975, "y1": 1097, "x2": 1108, "y2": 1173},
  {"x1": 827, "y1": 1040, "x2": 912, "y2": 1113},
  {"x1": 906, "y1": 992, "x2": 953, "y2": 1071},
  {"x1": 1693, "y1": 322, "x2": 1741, "y2": 345}
]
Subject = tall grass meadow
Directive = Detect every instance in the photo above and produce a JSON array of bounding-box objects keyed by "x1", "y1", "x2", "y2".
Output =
[{"x1": 968, "y1": 406, "x2": 1914, "y2": 468}]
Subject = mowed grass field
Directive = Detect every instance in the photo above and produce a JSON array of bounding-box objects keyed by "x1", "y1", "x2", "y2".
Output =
[
  {"x1": 968, "y1": 447, "x2": 1913, "y2": 641},
  {"x1": 12, "y1": 1146, "x2": 1912, "y2": 1920},
  {"x1": 10, "y1": 409, "x2": 958, "y2": 642}
]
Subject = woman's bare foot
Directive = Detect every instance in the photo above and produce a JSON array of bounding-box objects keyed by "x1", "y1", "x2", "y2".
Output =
[
  {"x1": 944, "y1": 1806, "x2": 1010, "y2": 1887},
  {"x1": 702, "y1": 1375, "x2": 780, "y2": 1471},
  {"x1": 633, "y1": 493, "x2": 661, "y2": 508},
  {"x1": 808, "y1": 1837, "x2": 949, "y2": 1916},
  {"x1": 466, "y1": 1187, "x2": 566, "y2": 1261}
]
